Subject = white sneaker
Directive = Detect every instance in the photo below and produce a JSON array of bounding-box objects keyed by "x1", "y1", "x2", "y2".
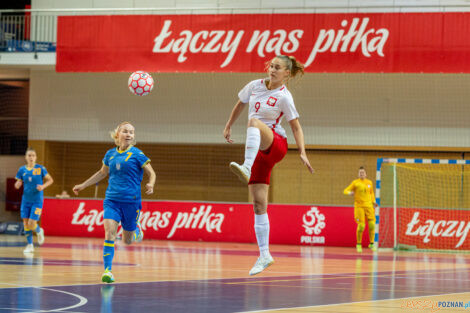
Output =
[
  {"x1": 249, "y1": 255, "x2": 274, "y2": 276},
  {"x1": 23, "y1": 244, "x2": 34, "y2": 253},
  {"x1": 37, "y1": 228, "x2": 45, "y2": 245},
  {"x1": 229, "y1": 162, "x2": 251, "y2": 184}
]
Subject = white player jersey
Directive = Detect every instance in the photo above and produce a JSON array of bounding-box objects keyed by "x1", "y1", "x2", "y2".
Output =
[{"x1": 238, "y1": 79, "x2": 299, "y2": 138}]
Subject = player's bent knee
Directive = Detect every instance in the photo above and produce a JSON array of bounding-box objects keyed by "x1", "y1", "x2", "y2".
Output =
[
  {"x1": 28, "y1": 221, "x2": 37, "y2": 230},
  {"x1": 123, "y1": 237, "x2": 133, "y2": 245},
  {"x1": 253, "y1": 202, "x2": 267, "y2": 214}
]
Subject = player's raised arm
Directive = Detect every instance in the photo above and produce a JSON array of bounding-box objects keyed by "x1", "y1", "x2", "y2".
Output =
[
  {"x1": 224, "y1": 100, "x2": 247, "y2": 143},
  {"x1": 72, "y1": 164, "x2": 109, "y2": 195}
]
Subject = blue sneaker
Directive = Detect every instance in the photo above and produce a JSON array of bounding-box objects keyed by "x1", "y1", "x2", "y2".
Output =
[{"x1": 101, "y1": 269, "x2": 115, "y2": 283}]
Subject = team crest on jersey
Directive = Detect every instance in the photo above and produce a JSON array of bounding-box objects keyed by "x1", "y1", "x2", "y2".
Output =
[
  {"x1": 116, "y1": 163, "x2": 121, "y2": 170},
  {"x1": 267, "y1": 97, "x2": 277, "y2": 107},
  {"x1": 28, "y1": 177, "x2": 32, "y2": 182}
]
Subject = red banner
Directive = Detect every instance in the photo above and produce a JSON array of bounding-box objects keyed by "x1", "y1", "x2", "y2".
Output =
[
  {"x1": 398, "y1": 208, "x2": 470, "y2": 250},
  {"x1": 57, "y1": 13, "x2": 470, "y2": 73},
  {"x1": 41, "y1": 199, "x2": 367, "y2": 246}
]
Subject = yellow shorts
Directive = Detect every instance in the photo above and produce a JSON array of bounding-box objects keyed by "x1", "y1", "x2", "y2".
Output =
[{"x1": 354, "y1": 206, "x2": 375, "y2": 224}]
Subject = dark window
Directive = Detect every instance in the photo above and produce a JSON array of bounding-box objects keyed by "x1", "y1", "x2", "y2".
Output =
[{"x1": 0, "y1": 80, "x2": 28, "y2": 155}]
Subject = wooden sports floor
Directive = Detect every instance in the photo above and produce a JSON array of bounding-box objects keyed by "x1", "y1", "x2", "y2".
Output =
[{"x1": 1, "y1": 235, "x2": 470, "y2": 313}]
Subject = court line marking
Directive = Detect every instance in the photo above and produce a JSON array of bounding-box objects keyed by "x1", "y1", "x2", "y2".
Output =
[
  {"x1": 33, "y1": 287, "x2": 88, "y2": 313},
  {"x1": 234, "y1": 290, "x2": 470, "y2": 313},
  {"x1": 0, "y1": 283, "x2": 88, "y2": 313}
]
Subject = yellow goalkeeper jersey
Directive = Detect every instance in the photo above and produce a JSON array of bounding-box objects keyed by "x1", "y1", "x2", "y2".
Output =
[{"x1": 343, "y1": 178, "x2": 375, "y2": 207}]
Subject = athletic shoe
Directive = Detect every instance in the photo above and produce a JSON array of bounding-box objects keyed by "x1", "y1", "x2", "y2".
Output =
[
  {"x1": 134, "y1": 222, "x2": 144, "y2": 243},
  {"x1": 23, "y1": 244, "x2": 34, "y2": 254},
  {"x1": 368, "y1": 243, "x2": 377, "y2": 252},
  {"x1": 37, "y1": 228, "x2": 45, "y2": 245},
  {"x1": 229, "y1": 162, "x2": 251, "y2": 184},
  {"x1": 249, "y1": 255, "x2": 274, "y2": 276},
  {"x1": 101, "y1": 269, "x2": 115, "y2": 283},
  {"x1": 356, "y1": 244, "x2": 362, "y2": 253}
]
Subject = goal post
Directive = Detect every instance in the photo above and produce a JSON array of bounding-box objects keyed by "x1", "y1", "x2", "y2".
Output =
[{"x1": 375, "y1": 158, "x2": 470, "y2": 252}]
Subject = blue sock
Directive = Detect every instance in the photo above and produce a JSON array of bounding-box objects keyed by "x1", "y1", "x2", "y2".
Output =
[
  {"x1": 34, "y1": 225, "x2": 41, "y2": 233},
  {"x1": 25, "y1": 229, "x2": 33, "y2": 244},
  {"x1": 103, "y1": 240, "x2": 115, "y2": 271}
]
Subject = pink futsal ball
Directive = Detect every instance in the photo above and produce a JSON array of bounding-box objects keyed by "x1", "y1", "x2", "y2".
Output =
[{"x1": 128, "y1": 71, "x2": 154, "y2": 96}]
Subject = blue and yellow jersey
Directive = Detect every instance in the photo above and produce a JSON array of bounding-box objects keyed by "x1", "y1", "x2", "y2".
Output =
[
  {"x1": 103, "y1": 146, "x2": 150, "y2": 202},
  {"x1": 343, "y1": 178, "x2": 375, "y2": 208},
  {"x1": 15, "y1": 164, "x2": 48, "y2": 203}
]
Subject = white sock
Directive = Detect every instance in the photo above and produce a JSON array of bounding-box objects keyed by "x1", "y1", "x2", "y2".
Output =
[
  {"x1": 254, "y1": 213, "x2": 270, "y2": 258},
  {"x1": 243, "y1": 127, "x2": 260, "y2": 170}
]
